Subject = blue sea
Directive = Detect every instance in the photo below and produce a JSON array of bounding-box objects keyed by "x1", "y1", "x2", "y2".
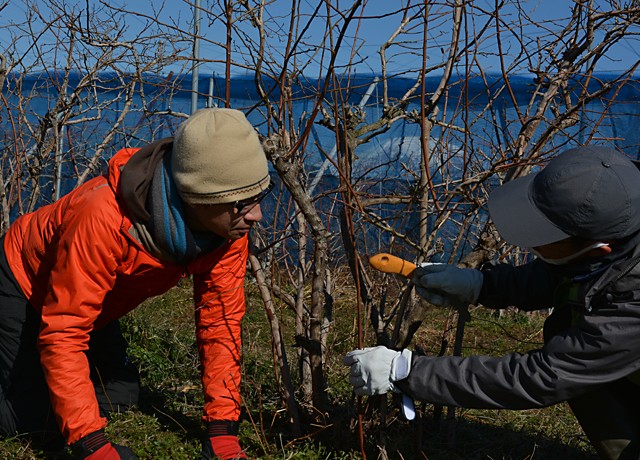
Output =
[{"x1": 2, "y1": 71, "x2": 639, "y2": 261}]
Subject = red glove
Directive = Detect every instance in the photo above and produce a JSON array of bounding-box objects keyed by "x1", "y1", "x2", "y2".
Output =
[
  {"x1": 84, "y1": 444, "x2": 136, "y2": 460},
  {"x1": 70, "y1": 429, "x2": 137, "y2": 459},
  {"x1": 200, "y1": 421, "x2": 247, "y2": 459},
  {"x1": 206, "y1": 435, "x2": 247, "y2": 459}
]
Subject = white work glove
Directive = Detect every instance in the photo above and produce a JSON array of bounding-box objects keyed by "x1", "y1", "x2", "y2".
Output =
[
  {"x1": 413, "y1": 263, "x2": 483, "y2": 308},
  {"x1": 343, "y1": 346, "x2": 412, "y2": 396}
]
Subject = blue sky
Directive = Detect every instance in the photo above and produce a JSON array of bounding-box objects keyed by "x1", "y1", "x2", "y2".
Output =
[{"x1": 1, "y1": 0, "x2": 638, "y2": 76}]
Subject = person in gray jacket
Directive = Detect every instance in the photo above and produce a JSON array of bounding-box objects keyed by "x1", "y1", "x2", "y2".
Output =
[{"x1": 344, "y1": 146, "x2": 640, "y2": 460}]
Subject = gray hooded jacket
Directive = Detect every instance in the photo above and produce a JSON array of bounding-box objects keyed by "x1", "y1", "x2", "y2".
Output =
[{"x1": 396, "y1": 243, "x2": 640, "y2": 409}]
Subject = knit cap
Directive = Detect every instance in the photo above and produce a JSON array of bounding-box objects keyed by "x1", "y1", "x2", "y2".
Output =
[{"x1": 171, "y1": 108, "x2": 270, "y2": 205}]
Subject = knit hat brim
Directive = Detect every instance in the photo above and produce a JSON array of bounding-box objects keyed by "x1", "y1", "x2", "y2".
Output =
[{"x1": 179, "y1": 173, "x2": 271, "y2": 205}]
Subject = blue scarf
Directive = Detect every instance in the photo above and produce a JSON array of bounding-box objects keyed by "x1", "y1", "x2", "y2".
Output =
[{"x1": 148, "y1": 155, "x2": 222, "y2": 263}]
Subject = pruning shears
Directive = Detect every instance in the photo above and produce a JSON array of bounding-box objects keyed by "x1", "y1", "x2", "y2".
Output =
[
  {"x1": 367, "y1": 252, "x2": 417, "y2": 421},
  {"x1": 368, "y1": 253, "x2": 417, "y2": 278}
]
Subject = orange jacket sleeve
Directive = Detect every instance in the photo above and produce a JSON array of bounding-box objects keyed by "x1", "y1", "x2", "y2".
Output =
[
  {"x1": 38, "y1": 197, "x2": 124, "y2": 443},
  {"x1": 193, "y1": 236, "x2": 248, "y2": 422}
]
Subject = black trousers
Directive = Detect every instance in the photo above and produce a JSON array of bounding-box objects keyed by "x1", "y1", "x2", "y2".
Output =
[
  {"x1": 0, "y1": 239, "x2": 140, "y2": 442},
  {"x1": 569, "y1": 379, "x2": 640, "y2": 460},
  {"x1": 545, "y1": 308, "x2": 640, "y2": 460}
]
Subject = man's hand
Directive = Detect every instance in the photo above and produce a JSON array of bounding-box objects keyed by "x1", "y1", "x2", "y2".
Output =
[
  {"x1": 200, "y1": 421, "x2": 247, "y2": 460},
  {"x1": 342, "y1": 346, "x2": 412, "y2": 396},
  {"x1": 413, "y1": 263, "x2": 483, "y2": 308},
  {"x1": 70, "y1": 429, "x2": 136, "y2": 459}
]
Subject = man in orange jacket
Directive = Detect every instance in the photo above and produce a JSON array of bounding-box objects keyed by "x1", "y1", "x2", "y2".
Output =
[{"x1": 0, "y1": 108, "x2": 271, "y2": 459}]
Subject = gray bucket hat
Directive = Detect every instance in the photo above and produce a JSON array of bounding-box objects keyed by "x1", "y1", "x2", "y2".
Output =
[{"x1": 488, "y1": 146, "x2": 640, "y2": 247}]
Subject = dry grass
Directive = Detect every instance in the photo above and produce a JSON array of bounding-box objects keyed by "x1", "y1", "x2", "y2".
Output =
[{"x1": 0, "y1": 276, "x2": 598, "y2": 459}]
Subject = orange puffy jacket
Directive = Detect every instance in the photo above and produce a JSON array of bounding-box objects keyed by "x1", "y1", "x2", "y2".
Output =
[{"x1": 3, "y1": 148, "x2": 247, "y2": 444}]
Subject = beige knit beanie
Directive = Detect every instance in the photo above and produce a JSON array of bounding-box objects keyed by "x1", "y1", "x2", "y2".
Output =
[{"x1": 171, "y1": 108, "x2": 270, "y2": 205}]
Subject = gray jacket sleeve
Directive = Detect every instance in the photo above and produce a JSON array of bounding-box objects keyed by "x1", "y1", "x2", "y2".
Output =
[
  {"x1": 395, "y1": 297, "x2": 640, "y2": 409},
  {"x1": 478, "y1": 259, "x2": 557, "y2": 311}
]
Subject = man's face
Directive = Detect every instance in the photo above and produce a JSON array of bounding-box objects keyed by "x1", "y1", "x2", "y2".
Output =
[
  {"x1": 183, "y1": 199, "x2": 264, "y2": 240},
  {"x1": 531, "y1": 237, "x2": 611, "y2": 265},
  {"x1": 532, "y1": 238, "x2": 589, "y2": 260}
]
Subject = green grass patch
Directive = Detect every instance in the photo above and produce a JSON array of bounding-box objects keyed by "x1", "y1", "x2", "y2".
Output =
[{"x1": 0, "y1": 279, "x2": 598, "y2": 459}]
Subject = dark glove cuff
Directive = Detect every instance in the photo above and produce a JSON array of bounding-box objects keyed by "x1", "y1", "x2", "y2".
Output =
[
  {"x1": 70, "y1": 429, "x2": 109, "y2": 458},
  {"x1": 206, "y1": 420, "x2": 239, "y2": 437}
]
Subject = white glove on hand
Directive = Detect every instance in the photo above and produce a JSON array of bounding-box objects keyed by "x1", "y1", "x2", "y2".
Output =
[
  {"x1": 413, "y1": 263, "x2": 483, "y2": 308},
  {"x1": 342, "y1": 346, "x2": 412, "y2": 396}
]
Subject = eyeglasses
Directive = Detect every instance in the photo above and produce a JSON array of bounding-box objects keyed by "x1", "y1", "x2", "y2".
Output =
[{"x1": 233, "y1": 181, "x2": 274, "y2": 214}]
